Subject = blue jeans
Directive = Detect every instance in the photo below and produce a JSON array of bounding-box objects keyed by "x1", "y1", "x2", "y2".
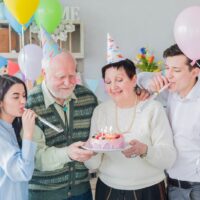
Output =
[
  {"x1": 65, "y1": 189, "x2": 93, "y2": 200},
  {"x1": 168, "y1": 185, "x2": 200, "y2": 200}
]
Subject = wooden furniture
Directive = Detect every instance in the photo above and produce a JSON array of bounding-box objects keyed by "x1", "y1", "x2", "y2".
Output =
[{"x1": 0, "y1": 20, "x2": 84, "y2": 59}]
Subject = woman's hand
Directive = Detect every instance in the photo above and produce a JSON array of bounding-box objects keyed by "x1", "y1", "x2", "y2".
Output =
[
  {"x1": 22, "y1": 109, "x2": 36, "y2": 141},
  {"x1": 122, "y1": 139, "x2": 148, "y2": 158}
]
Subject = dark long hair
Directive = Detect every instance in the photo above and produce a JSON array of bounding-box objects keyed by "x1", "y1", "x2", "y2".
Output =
[{"x1": 0, "y1": 75, "x2": 27, "y2": 148}]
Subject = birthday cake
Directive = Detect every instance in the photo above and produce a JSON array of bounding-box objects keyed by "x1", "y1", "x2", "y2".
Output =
[{"x1": 86, "y1": 132, "x2": 125, "y2": 150}]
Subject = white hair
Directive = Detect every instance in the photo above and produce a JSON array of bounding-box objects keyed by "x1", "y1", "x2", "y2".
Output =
[{"x1": 42, "y1": 50, "x2": 77, "y2": 72}]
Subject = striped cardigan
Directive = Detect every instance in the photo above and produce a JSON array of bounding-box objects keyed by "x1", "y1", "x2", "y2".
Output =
[{"x1": 26, "y1": 84, "x2": 97, "y2": 197}]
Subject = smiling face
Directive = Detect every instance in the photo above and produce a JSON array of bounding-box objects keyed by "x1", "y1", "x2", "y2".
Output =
[
  {"x1": 45, "y1": 52, "x2": 77, "y2": 101},
  {"x1": 165, "y1": 55, "x2": 199, "y2": 97},
  {"x1": 0, "y1": 83, "x2": 26, "y2": 123},
  {"x1": 104, "y1": 67, "x2": 137, "y2": 105}
]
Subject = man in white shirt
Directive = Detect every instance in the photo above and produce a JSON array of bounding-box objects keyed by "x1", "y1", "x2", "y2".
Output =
[{"x1": 138, "y1": 44, "x2": 200, "y2": 200}]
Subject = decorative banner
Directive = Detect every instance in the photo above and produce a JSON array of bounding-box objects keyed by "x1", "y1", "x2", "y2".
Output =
[
  {"x1": 0, "y1": 3, "x2": 5, "y2": 20},
  {"x1": 36, "y1": 74, "x2": 44, "y2": 85},
  {"x1": 85, "y1": 79, "x2": 99, "y2": 93},
  {"x1": 0, "y1": 56, "x2": 7, "y2": 68},
  {"x1": 14, "y1": 71, "x2": 24, "y2": 81},
  {"x1": 7, "y1": 60, "x2": 20, "y2": 75}
]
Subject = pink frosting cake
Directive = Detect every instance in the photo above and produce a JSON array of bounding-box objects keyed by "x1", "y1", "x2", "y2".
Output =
[{"x1": 87, "y1": 132, "x2": 125, "y2": 149}]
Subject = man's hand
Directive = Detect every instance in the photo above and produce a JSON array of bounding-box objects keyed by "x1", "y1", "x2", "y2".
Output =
[
  {"x1": 150, "y1": 74, "x2": 169, "y2": 93},
  {"x1": 67, "y1": 141, "x2": 94, "y2": 162},
  {"x1": 138, "y1": 88, "x2": 151, "y2": 101}
]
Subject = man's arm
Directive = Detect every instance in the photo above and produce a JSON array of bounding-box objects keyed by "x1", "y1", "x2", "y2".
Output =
[
  {"x1": 33, "y1": 125, "x2": 71, "y2": 171},
  {"x1": 33, "y1": 125, "x2": 94, "y2": 171},
  {"x1": 137, "y1": 72, "x2": 169, "y2": 105}
]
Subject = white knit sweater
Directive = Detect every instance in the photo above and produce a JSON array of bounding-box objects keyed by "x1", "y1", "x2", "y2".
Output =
[{"x1": 85, "y1": 99, "x2": 176, "y2": 190}]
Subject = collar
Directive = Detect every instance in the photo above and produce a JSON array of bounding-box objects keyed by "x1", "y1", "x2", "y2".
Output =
[
  {"x1": 41, "y1": 81, "x2": 77, "y2": 109},
  {"x1": 173, "y1": 77, "x2": 200, "y2": 101}
]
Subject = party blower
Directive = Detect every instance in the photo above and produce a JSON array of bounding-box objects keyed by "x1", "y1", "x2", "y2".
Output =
[
  {"x1": 37, "y1": 116, "x2": 64, "y2": 133},
  {"x1": 24, "y1": 108, "x2": 64, "y2": 133},
  {"x1": 140, "y1": 83, "x2": 170, "y2": 110},
  {"x1": 149, "y1": 83, "x2": 170, "y2": 101}
]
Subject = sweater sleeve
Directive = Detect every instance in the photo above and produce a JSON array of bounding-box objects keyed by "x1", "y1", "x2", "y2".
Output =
[
  {"x1": 33, "y1": 125, "x2": 72, "y2": 171},
  {"x1": 0, "y1": 138, "x2": 36, "y2": 181},
  {"x1": 144, "y1": 102, "x2": 176, "y2": 170}
]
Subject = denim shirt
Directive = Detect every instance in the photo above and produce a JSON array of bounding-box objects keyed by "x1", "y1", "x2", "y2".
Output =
[{"x1": 0, "y1": 119, "x2": 36, "y2": 200}]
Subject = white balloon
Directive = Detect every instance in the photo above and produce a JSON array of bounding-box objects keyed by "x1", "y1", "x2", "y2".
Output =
[{"x1": 18, "y1": 44, "x2": 42, "y2": 81}]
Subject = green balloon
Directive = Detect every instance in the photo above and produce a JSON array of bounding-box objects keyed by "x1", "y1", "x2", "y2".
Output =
[{"x1": 35, "y1": 0, "x2": 63, "y2": 33}]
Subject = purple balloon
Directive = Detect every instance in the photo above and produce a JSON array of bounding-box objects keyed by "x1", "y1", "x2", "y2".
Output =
[
  {"x1": 174, "y1": 6, "x2": 200, "y2": 62},
  {"x1": 18, "y1": 44, "x2": 43, "y2": 81}
]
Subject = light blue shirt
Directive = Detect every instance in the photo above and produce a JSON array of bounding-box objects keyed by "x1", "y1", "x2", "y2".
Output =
[{"x1": 0, "y1": 119, "x2": 36, "y2": 200}]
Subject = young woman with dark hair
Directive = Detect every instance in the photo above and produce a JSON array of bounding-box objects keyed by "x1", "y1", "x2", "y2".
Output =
[{"x1": 0, "y1": 75, "x2": 37, "y2": 200}]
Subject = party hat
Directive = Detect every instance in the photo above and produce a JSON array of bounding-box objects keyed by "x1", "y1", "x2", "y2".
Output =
[
  {"x1": 107, "y1": 33, "x2": 125, "y2": 64},
  {"x1": 40, "y1": 26, "x2": 62, "y2": 68}
]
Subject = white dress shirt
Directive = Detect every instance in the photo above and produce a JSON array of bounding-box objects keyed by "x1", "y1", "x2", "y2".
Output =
[
  {"x1": 138, "y1": 73, "x2": 200, "y2": 182},
  {"x1": 167, "y1": 78, "x2": 200, "y2": 182}
]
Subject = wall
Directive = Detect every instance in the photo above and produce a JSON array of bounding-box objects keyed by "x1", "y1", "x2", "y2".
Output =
[{"x1": 62, "y1": 0, "x2": 200, "y2": 80}]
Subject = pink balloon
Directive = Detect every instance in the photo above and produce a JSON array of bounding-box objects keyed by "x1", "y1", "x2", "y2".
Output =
[{"x1": 174, "y1": 6, "x2": 200, "y2": 61}]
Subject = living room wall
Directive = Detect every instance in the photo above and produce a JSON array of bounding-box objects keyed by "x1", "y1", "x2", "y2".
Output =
[{"x1": 62, "y1": 0, "x2": 200, "y2": 80}]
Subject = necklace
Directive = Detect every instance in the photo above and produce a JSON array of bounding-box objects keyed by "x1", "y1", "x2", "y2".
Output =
[{"x1": 115, "y1": 95, "x2": 138, "y2": 134}]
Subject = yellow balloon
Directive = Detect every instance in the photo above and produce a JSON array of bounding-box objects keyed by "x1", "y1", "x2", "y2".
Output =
[{"x1": 4, "y1": 0, "x2": 39, "y2": 25}]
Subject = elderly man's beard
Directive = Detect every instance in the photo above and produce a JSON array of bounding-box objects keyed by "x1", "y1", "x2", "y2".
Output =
[{"x1": 46, "y1": 82, "x2": 75, "y2": 99}]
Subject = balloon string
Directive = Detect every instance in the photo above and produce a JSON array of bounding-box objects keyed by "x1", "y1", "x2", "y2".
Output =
[
  {"x1": 197, "y1": 62, "x2": 200, "y2": 68},
  {"x1": 21, "y1": 26, "x2": 27, "y2": 79},
  {"x1": 191, "y1": 60, "x2": 196, "y2": 66}
]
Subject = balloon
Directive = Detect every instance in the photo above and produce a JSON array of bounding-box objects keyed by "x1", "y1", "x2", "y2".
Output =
[
  {"x1": 174, "y1": 6, "x2": 200, "y2": 62},
  {"x1": 35, "y1": 0, "x2": 63, "y2": 33},
  {"x1": 18, "y1": 44, "x2": 42, "y2": 81},
  {"x1": 4, "y1": 0, "x2": 39, "y2": 25},
  {"x1": 4, "y1": 6, "x2": 33, "y2": 35}
]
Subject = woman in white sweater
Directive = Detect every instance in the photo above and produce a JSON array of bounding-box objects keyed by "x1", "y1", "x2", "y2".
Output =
[{"x1": 85, "y1": 59, "x2": 176, "y2": 200}]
